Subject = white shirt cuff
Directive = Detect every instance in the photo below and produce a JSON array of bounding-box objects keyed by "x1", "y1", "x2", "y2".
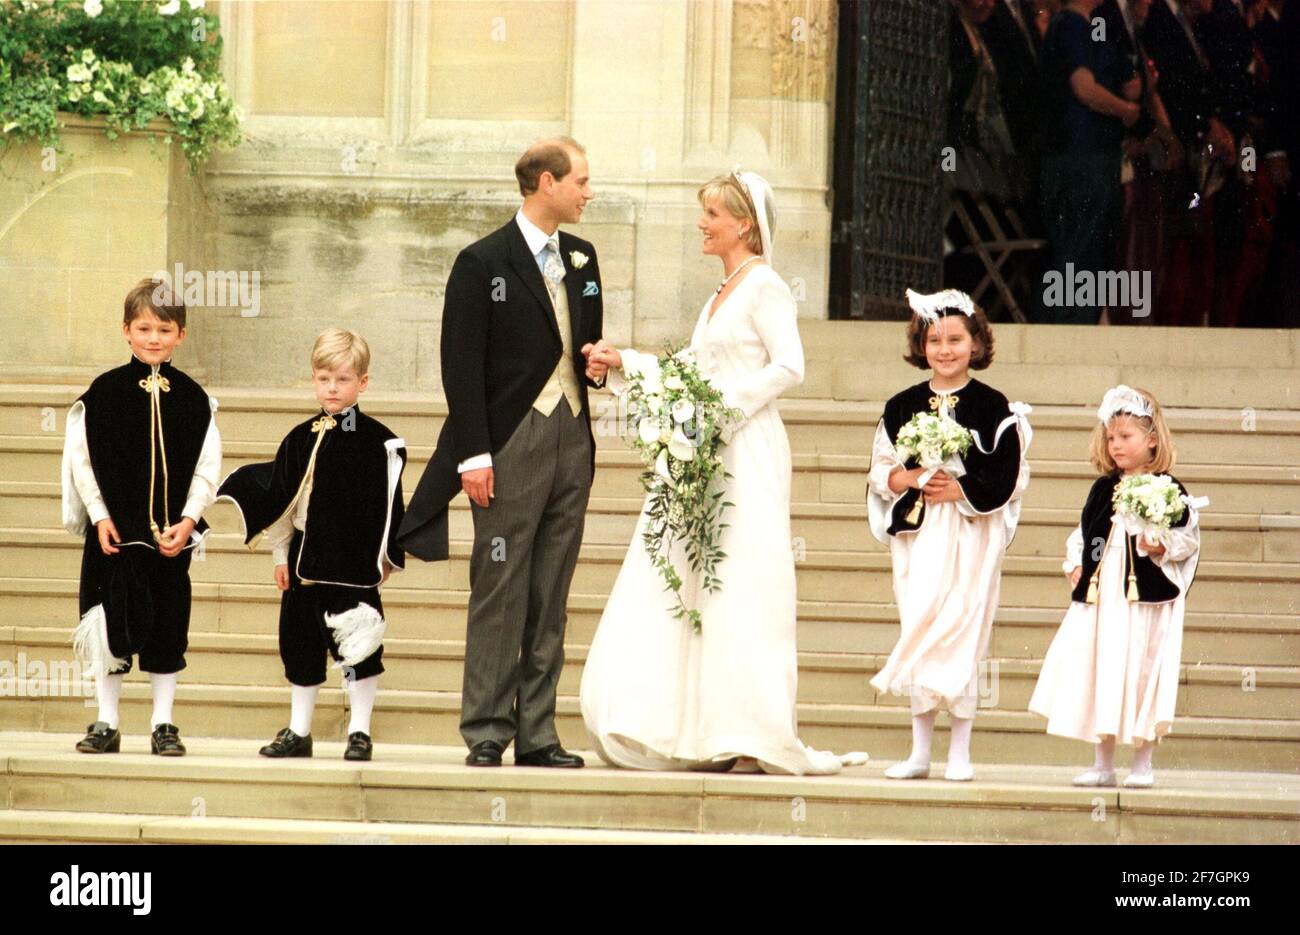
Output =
[
  {"x1": 457, "y1": 453, "x2": 492, "y2": 473},
  {"x1": 86, "y1": 499, "x2": 110, "y2": 526}
]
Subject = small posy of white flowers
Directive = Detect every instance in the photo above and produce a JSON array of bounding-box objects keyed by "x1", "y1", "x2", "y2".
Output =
[
  {"x1": 1113, "y1": 473, "x2": 1189, "y2": 546},
  {"x1": 622, "y1": 343, "x2": 743, "y2": 632},
  {"x1": 570, "y1": 251, "x2": 588, "y2": 269},
  {"x1": 895, "y1": 411, "x2": 973, "y2": 469},
  {"x1": 84, "y1": 0, "x2": 103, "y2": 17}
]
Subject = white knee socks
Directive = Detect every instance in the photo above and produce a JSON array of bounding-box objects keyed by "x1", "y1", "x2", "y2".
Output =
[
  {"x1": 1130, "y1": 740, "x2": 1154, "y2": 777},
  {"x1": 290, "y1": 684, "x2": 319, "y2": 736},
  {"x1": 96, "y1": 672, "x2": 124, "y2": 729},
  {"x1": 947, "y1": 716, "x2": 973, "y2": 770},
  {"x1": 149, "y1": 672, "x2": 177, "y2": 728},
  {"x1": 1073, "y1": 736, "x2": 1119, "y2": 786},
  {"x1": 346, "y1": 675, "x2": 379, "y2": 736},
  {"x1": 907, "y1": 710, "x2": 937, "y2": 766},
  {"x1": 1095, "y1": 736, "x2": 1117, "y2": 771}
]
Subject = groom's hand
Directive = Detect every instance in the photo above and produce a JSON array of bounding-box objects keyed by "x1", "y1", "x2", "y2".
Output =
[
  {"x1": 585, "y1": 341, "x2": 621, "y2": 372},
  {"x1": 581, "y1": 342, "x2": 608, "y2": 383},
  {"x1": 462, "y1": 466, "x2": 494, "y2": 508}
]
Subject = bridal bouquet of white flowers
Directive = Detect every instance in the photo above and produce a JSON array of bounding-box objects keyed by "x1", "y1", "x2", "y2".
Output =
[
  {"x1": 895, "y1": 411, "x2": 974, "y2": 482},
  {"x1": 623, "y1": 344, "x2": 744, "y2": 633},
  {"x1": 1112, "y1": 473, "x2": 1188, "y2": 546}
]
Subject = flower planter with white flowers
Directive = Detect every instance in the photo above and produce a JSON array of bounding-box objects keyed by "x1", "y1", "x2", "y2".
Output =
[{"x1": 0, "y1": 0, "x2": 242, "y2": 381}]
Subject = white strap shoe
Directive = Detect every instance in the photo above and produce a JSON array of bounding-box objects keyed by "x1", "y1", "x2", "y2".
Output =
[
  {"x1": 944, "y1": 763, "x2": 975, "y2": 782},
  {"x1": 884, "y1": 761, "x2": 931, "y2": 780},
  {"x1": 1122, "y1": 771, "x2": 1155, "y2": 788},
  {"x1": 1072, "y1": 768, "x2": 1118, "y2": 787}
]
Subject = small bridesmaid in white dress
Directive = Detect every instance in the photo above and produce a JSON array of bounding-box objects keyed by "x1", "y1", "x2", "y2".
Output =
[
  {"x1": 867, "y1": 290, "x2": 1032, "y2": 781},
  {"x1": 580, "y1": 172, "x2": 863, "y2": 775},
  {"x1": 1029, "y1": 386, "x2": 1204, "y2": 789}
]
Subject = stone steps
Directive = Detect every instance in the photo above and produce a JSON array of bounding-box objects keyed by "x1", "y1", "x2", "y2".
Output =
[
  {"x1": 7, "y1": 434, "x2": 1297, "y2": 516},
  {"x1": 4, "y1": 680, "x2": 1297, "y2": 772},
  {"x1": 3, "y1": 578, "x2": 1294, "y2": 664},
  {"x1": 5, "y1": 624, "x2": 1296, "y2": 720},
  {"x1": 6, "y1": 483, "x2": 1299, "y2": 564},
  {"x1": 3, "y1": 530, "x2": 1294, "y2": 614},
  {"x1": 5, "y1": 386, "x2": 1299, "y2": 464},
  {"x1": 1, "y1": 733, "x2": 1295, "y2": 844}
]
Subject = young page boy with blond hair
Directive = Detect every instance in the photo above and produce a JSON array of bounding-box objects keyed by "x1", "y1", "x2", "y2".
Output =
[{"x1": 218, "y1": 328, "x2": 406, "y2": 761}]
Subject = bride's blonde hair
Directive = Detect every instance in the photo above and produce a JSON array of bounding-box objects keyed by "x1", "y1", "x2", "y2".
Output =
[{"x1": 698, "y1": 174, "x2": 772, "y2": 256}]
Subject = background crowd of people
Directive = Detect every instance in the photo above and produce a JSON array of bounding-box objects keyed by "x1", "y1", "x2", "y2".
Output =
[{"x1": 944, "y1": 0, "x2": 1299, "y2": 327}]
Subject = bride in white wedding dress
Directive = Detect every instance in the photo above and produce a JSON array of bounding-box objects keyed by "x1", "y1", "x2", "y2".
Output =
[{"x1": 579, "y1": 172, "x2": 865, "y2": 775}]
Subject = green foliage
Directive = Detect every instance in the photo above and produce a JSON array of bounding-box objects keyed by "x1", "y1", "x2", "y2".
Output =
[
  {"x1": 0, "y1": 0, "x2": 241, "y2": 173},
  {"x1": 627, "y1": 342, "x2": 745, "y2": 633}
]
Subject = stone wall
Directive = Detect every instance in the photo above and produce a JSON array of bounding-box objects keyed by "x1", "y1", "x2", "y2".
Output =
[
  {"x1": 1, "y1": 1, "x2": 841, "y2": 388},
  {"x1": 193, "y1": 0, "x2": 840, "y2": 390},
  {"x1": 0, "y1": 118, "x2": 204, "y2": 383}
]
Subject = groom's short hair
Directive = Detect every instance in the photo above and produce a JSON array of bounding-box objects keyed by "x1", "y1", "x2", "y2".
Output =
[{"x1": 515, "y1": 137, "x2": 586, "y2": 196}]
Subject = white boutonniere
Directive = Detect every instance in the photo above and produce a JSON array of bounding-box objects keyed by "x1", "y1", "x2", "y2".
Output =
[{"x1": 570, "y1": 250, "x2": 589, "y2": 269}]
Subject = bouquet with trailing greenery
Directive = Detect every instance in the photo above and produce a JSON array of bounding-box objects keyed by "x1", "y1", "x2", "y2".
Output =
[
  {"x1": 1112, "y1": 473, "x2": 1187, "y2": 546},
  {"x1": 622, "y1": 344, "x2": 743, "y2": 633},
  {"x1": 0, "y1": 0, "x2": 241, "y2": 172}
]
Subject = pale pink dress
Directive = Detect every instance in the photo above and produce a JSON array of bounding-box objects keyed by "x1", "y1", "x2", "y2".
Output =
[
  {"x1": 1029, "y1": 511, "x2": 1202, "y2": 745},
  {"x1": 865, "y1": 409, "x2": 1032, "y2": 719}
]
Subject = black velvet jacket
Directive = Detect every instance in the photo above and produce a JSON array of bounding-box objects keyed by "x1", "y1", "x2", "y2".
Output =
[
  {"x1": 873, "y1": 378, "x2": 1023, "y2": 537},
  {"x1": 79, "y1": 356, "x2": 213, "y2": 547},
  {"x1": 1070, "y1": 472, "x2": 1193, "y2": 605},
  {"x1": 218, "y1": 405, "x2": 405, "y2": 587}
]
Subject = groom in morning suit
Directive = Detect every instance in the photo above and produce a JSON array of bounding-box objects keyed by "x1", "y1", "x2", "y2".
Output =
[{"x1": 398, "y1": 137, "x2": 607, "y2": 767}]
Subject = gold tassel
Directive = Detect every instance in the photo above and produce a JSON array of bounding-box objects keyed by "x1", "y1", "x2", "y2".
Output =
[
  {"x1": 1086, "y1": 571, "x2": 1099, "y2": 604},
  {"x1": 905, "y1": 496, "x2": 923, "y2": 524},
  {"x1": 140, "y1": 369, "x2": 172, "y2": 544}
]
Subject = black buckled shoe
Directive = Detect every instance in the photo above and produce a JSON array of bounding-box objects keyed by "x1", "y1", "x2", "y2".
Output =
[
  {"x1": 465, "y1": 740, "x2": 504, "y2": 767},
  {"x1": 75, "y1": 721, "x2": 121, "y2": 754},
  {"x1": 344, "y1": 731, "x2": 373, "y2": 761},
  {"x1": 514, "y1": 744, "x2": 585, "y2": 768},
  {"x1": 258, "y1": 728, "x2": 313, "y2": 758},
  {"x1": 150, "y1": 723, "x2": 187, "y2": 757}
]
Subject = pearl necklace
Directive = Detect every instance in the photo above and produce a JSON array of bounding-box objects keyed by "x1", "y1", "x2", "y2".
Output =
[{"x1": 715, "y1": 255, "x2": 761, "y2": 294}]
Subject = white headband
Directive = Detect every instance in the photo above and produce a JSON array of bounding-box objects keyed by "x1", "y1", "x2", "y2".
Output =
[
  {"x1": 734, "y1": 169, "x2": 775, "y2": 264},
  {"x1": 905, "y1": 288, "x2": 976, "y2": 323},
  {"x1": 1097, "y1": 385, "x2": 1153, "y2": 423}
]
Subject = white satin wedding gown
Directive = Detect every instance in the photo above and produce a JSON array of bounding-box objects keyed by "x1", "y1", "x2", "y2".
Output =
[{"x1": 579, "y1": 264, "x2": 860, "y2": 775}]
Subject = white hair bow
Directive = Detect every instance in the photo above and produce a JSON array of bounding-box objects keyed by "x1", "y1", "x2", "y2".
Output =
[
  {"x1": 1097, "y1": 385, "x2": 1153, "y2": 423},
  {"x1": 905, "y1": 288, "x2": 976, "y2": 323}
]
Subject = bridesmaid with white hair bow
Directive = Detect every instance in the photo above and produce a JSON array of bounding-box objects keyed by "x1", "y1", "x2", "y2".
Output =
[
  {"x1": 1030, "y1": 385, "x2": 1207, "y2": 789},
  {"x1": 866, "y1": 288, "x2": 1033, "y2": 781}
]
